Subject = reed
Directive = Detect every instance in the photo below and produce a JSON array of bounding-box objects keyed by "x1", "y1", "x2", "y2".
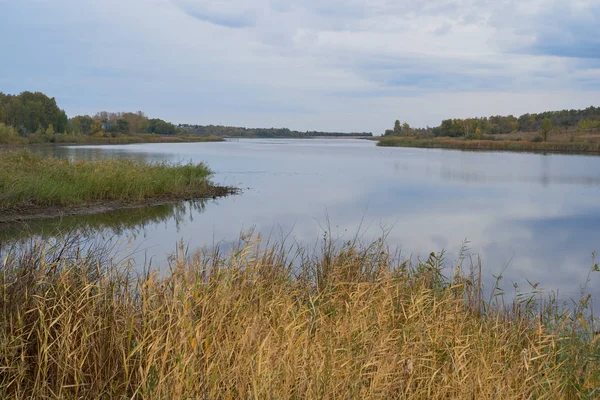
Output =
[
  {"x1": 0, "y1": 123, "x2": 224, "y2": 145},
  {"x1": 1, "y1": 234, "x2": 598, "y2": 399},
  {"x1": 378, "y1": 136, "x2": 600, "y2": 154},
  {"x1": 48, "y1": 134, "x2": 224, "y2": 145},
  {"x1": 0, "y1": 150, "x2": 228, "y2": 215}
]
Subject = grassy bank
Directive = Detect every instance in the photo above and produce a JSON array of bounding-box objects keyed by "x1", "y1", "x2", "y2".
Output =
[
  {"x1": 1, "y1": 235, "x2": 598, "y2": 399},
  {"x1": 0, "y1": 151, "x2": 232, "y2": 221},
  {"x1": 64, "y1": 134, "x2": 224, "y2": 145},
  {"x1": 378, "y1": 136, "x2": 600, "y2": 154},
  {"x1": 0, "y1": 131, "x2": 224, "y2": 145}
]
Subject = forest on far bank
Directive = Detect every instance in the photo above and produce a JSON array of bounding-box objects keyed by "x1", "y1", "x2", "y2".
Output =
[
  {"x1": 0, "y1": 91, "x2": 180, "y2": 143},
  {"x1": 0, "y1": 91, "x2": 372, "y2": 144},
  {"x1": 4, "y1": 90, "x2": 597, "y2": 144},
  {"x1": 385, "y1": 106, "x2": 600, "y2": 138},
  {"x1": 179, "y1": 124, "x2": 372, "y2": 138}
]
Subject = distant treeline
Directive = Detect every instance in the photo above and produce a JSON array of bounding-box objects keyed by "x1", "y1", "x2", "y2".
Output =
[
  {"x1": 71, "y1": 111, "x2": 179, "y2": 136},
  {"x1": 386, "y1": 106, "x2": 600, "y2": 138},
  {"x1": 179, "y1": 124, "x2": 373, "y2": 138},
  {"x1": 0, "y1": 91, "x2": 371, "y2": 143},
  {"x1": 0, "y1": 91, "x2": 183, "y2": 143}
]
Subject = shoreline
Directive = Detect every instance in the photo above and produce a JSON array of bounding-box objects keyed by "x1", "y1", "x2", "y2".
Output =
[
  {"x1": 0, "y1": 135, "x2": 375, "y2": 147},
  {"x1": 0, "y1": 150, "x2": 238, "y2": 225},
  {"x1": 220, "y1": 135, "x2": 372, "y2": 140},
  {"x1": 376, "y1": 137, "x2": 600, "y2": 156},
  {"x1": 0, "y1": 134, "x2": 225, "y2": 147},
  {"x1": 0, "y1": 185, "x2": 238, "y2": 224}
]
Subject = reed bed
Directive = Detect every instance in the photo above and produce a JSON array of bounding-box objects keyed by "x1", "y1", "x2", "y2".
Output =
[
  {"x1": 378, "y1": 136, "x2": 600, "y2": 154},
  {"x1": 1, "y1": 235, "x2": 598, "y2": 399},
  {"x1": 48, "y1": 134, "x2": 224, "y2": 145},
  {"x1": 0, "y1": 127, "x2": 224, "y2": 145},
  {"x1": 0, "y1": 150, "x2": 227, "y2": 214}
]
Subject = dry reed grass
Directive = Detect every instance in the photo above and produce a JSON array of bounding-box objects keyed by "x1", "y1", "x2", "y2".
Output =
[
  {"x1": 378, "y1": 136, "x2": 600, "y2": 154},
  {"x1": 1, "y1": 234, "x2": 599, "y2": 399}
]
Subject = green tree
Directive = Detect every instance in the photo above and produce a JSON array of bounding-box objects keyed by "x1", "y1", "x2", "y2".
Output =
[
  {"x1": 439, "y1": 119, "x2": 454, "y2": 136},
  {"x1": 72, "y1": 115, "x2": 94, "y2": 135},
  {"x1": 394, "y1": 120, "x2": 401, "y2": 135},
  {"x1": 67, "y1": 119, "x2": 81, "y2": 136},
  {"x1": 0, "y1": 123, "x2": 17, "y2": 141},
  {"x1": 0, "y1": 91, "x2": 67, "y2": 134},
  {"x1": 147, "y1": 118, "x2": 177, "y2": 135},
  {"x1": 56, "y1": 110, "x2": 68, "y2": 133},
  {"x1": 578, "y1": 119, "x2": 600, "y2": 133},
  {"x1": 540, "y1": 118, "x2": 552, "y2": 142},
  {"x1": 116, "y1": 119, "x2": 130, "y2": 134},
  {"x1": 402, "y1": 122, "x2": 410, "y2": 136}
]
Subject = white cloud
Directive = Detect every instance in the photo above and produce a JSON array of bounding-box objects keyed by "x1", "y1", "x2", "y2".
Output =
[{"x1": 0, "y1": 0, "x2": 598, "y2": 133}]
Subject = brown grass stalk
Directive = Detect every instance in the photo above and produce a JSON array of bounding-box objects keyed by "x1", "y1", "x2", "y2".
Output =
[{"x1": 1, "y1": 235, "x2": 598, "y2": 398}]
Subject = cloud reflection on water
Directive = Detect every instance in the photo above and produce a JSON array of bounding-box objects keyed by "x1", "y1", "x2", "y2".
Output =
[{"x1": 8, "y1": 139, "x2": 600, "y2": 305}]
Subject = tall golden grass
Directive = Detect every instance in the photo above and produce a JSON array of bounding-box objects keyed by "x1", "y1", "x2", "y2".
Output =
[{"x1": 1, "y1": 235, "x2": 599, "y2": 399}]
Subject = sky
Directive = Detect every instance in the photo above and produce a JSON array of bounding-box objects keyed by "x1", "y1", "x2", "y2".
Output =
[{"x1": 0, "y1": 0, "x2": 599, "y2": 134}]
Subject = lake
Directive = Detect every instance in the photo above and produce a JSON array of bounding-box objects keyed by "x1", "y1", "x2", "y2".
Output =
[{"x1": 3, "y1": 138, "x2": 600, "y2": 304}]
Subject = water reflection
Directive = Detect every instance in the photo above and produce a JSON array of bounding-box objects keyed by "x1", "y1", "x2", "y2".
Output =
[
  {"x1": 0, "y1": 200, "x2": 208, "y2": 243},
  {"x1": 27, "y1": 145, "x2": 153, "y2": 163},
  {"x1": 439, "y1": 168, "x2": 600, "y2": 186},
  {"x1": 2, "y1": 140, "x2": 600, "y2": 307}
]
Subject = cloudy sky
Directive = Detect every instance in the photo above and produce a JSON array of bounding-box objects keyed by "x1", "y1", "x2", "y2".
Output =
[{"x1": 0, "y1": 0, "x2": 598, "y2": 133}]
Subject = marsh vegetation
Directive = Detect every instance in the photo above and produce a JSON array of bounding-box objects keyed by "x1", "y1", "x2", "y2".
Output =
[
  {"x1": 0, "y1": 150, "x2": 232, "y2": 222},
  {"x1": 377, "y1": 135, "x2": 600, "y2": 154},
  {"x1": 0, "y1": 234, "x2": 598, "y2": 398},
  {"x1": 380, "y1": 106, "x2": 600, "y2": 154}
]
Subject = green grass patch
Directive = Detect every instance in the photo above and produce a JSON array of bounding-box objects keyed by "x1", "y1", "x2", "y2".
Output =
[{"x1": 0, "y1": 150, "x2": 229, "y2": 214}]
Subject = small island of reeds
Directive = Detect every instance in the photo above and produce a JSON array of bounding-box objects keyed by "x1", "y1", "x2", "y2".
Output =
[{"x1": 0, "y1": 150, "x2": 235, "y2": 223}]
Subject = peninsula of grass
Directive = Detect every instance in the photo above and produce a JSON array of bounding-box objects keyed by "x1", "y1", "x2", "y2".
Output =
[
  {"x1": 377, "y1": 136, "x2": 600, "y2": 154},
  {"x1": 0, "y1": 150, "x2": 234, "y2": 222},
  {"x1": 1, "y1": 235, "x2": 598, "y2": 399},
  {"x1": 67, "y1": 133, "x2": 224, "y2": 145},
  {"x1": 0, "y1": 133, "x2": 224, "y2": 146}
]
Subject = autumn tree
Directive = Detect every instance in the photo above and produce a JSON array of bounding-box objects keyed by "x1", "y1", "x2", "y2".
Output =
[
  {"x1": 71, "y1": 115, "x2": 94, "y2": 135},
  {"x1": 578, "y1": 119, "x2": 600, "y2": 133},
  {"x1": 91, "y1": 120, "x2": 104, "y2": 137},
  {"x1": 45, "y1": 124, "x2": 55, "y2": 140},
  {"x1": 122, "y1": 111, "x2": 148, "y2": 134}
]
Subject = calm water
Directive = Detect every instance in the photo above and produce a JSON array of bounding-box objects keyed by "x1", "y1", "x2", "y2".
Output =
[{"x1": 3, "y1": 139, "x2": 600, "y2": 302}]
